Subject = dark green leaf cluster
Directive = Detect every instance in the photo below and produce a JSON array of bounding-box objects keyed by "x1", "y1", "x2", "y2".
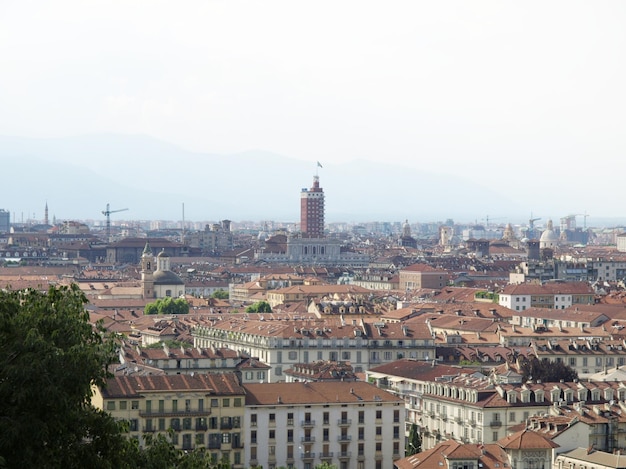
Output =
[
  {"x1": 144, "y1": 297, "x2": 190, "y2": 315},
  {"x1": 245, "y1": 301, "x2": 272, "y2": 313},
  {"x1": 210, "y1": 290, "x2": 229, "y2": 300},
  {"x1": 519, "y1": 356, "x2": 579, "y2": 383}
]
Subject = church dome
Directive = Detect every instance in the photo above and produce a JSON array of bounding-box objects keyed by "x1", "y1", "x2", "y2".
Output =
[
  {"x1": 152, "y1": 270, "x2": 185, "y2": 285},
  {"x1": 540, "y1": 219, "x2": 559, "y2": 248}
]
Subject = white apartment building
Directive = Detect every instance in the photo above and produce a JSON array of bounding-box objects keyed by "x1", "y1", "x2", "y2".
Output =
[
  {"x1": 367, "y1": 360, "x2": 626, "y2": 451},
  {"x1": 243, "y1": 381, "x2": 405, "y2": 469},
  {"x1": 193, "y1": 315, "x2": 435, "y2": 382}
]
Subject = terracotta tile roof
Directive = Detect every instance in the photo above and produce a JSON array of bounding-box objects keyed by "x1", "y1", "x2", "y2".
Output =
[
  {"x1": 243, "y1": 381, "x2": 402, "y2": 405},
  {"x1": 497, "y1": 428, "x2": 559, "y2": 449},
  {"x1": 395, "y1": 440, "x2": 507, "y2": 469},
  {"x1": 100, "y1": 372, "x2": 245, "y2": 398},
  {"x1": 401, "y1": 263, "x2": 447, "y2": 273},
  {"x1": 501, "y1": 282, "x2": 594, "y2": 295},
  {"x1": 367, "y1": 360, "x2": 475, "y2": 381}
]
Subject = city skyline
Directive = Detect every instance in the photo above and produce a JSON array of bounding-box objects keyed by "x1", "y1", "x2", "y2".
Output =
[{"x1": 2, "y1": 2, "x2": 626, "y2": 224}]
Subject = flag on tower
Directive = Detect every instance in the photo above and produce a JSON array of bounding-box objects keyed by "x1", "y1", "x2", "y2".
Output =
[{"x1": 317, "y1": 161, "x2": 323, "y2": 168}]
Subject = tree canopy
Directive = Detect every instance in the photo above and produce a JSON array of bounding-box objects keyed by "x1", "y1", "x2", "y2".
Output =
[
  {"x1": 0, "y1": 285, "x2": 133, "y2": 468},
  {"x1": 519, "y1": 356, "x2": 579, "y2": 383},
  {"x1": 0, "y1": 285, "x2": 245, "y2": 468},
  {"x1": 144, "y1": 296, "x2": 190, "y2": 315},
  {"x1": 211, "y1": 289, "x2": 229, "y2": 299},
  {"x1": 245, "y1": 301, "x2": 272, "y2": 313}
]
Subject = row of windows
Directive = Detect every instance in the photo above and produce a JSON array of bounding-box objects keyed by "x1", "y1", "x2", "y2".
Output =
[
  {"x1": 107, "y1": 397, "x2": 243, "y2": 412},
  {"x1": 249, "y1": 409, "x2": 399, "y2": 426},
  {"x1": 129, "y1": 416, "x2": 241, "y2": 432}
]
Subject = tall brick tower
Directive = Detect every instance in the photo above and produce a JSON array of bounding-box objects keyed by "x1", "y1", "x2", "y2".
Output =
[{"x1": 300, "y1": 174, "x2": 325, "y2": 238}]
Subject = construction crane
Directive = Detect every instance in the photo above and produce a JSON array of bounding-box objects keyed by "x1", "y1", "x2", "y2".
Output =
[
  {"x1": 102, "y1": 203, "x2": 128, "y2": 241},
  {"x1": 482, "y1": 215, "x2": 506, "y2": 229}
]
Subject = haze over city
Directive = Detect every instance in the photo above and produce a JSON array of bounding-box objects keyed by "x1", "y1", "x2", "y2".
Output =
[{"x1": 2, "y1": 1, "x2": 626, "y2": 225}]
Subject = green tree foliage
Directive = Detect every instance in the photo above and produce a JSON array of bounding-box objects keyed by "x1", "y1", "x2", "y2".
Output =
[
  {"x1": 315, "y1": 463, "x2": 338, "y2": 469},
  {"x1": 0, "y1": 285, "x2": 238, "y2": 468},
  {"x1": 0, "y1": 285, "x2": 134, "y2": 468},
  {"x1": 211, "y1": 289, "x2": 229, "y2": 299},
  {"x1": 406, "y1": 423, "x2": 422, "y2": 455},
  {"x1": 144, "y1": 297, "x2": 190, "y2": 315},
  {"x1": 245, "y1": 301, "x2": 272, "y2": 313},
  {"x1": 519, "y1": 356, "x2": 579, "y2": 383}
]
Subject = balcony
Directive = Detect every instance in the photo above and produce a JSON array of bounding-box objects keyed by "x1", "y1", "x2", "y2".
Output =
[
  {"x1": 338, "y1": 434, "x2": 352, "y2": 442},
  {"x1": 301, "y1": 452, "x2": 316, "y2": 460},
  {"x1": 301, "y1": 436, "x2": 316, "y2": 443},
  {"x1": 139, "y1": 409, "x2": 211, "y2": 418},
  {"x1": 338, "y1": 451, "x2": 352, "y2": 459},
  {"x1": 489, "y1": 421, "x2": 502, "y2": 428},
  {"x1": 469, "y1": 420, "x2": 476, "y2": 427},
  {"x1": 338, "y1": 418, "x2": 352, "y2": 426},
  {"x1": 320, "y1": 452, "x2": 334, "y2": 459},
  {"x1": 301, "y1": 419, "x2": 316, "y2": 427},
  {"x1": 455, "y1": 417, "x2": 463, "y2": 425}
]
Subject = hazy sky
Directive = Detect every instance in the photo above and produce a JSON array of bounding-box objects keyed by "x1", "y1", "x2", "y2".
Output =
[{"x1": 2, "y1": 1, "x2": 626, "y2": 204}]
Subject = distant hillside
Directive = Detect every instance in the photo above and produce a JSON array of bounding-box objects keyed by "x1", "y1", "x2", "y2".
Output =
[{"x1": 0, "y1": 134, "x2": 524, "y2": 224}]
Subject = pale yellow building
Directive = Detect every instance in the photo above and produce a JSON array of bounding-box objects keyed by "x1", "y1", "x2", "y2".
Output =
[{"x1": 92, "y1": 372, "x2": 246, "y2": 467}]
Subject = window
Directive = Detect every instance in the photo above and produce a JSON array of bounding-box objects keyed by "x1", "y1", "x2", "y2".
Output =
[
  {"x1": 129, "y1": 419, "x2": 138, "y2": 431},
  {"x1": 269, "y1": 429, "x2": 275, "y2": 440},
  {"x1": 358, "y1": 427, "x2": 364, "y2": 440},
  {"x1": 250, "y1": 430, "x2": 257, "y2": 444},
  {"x1": 172, "y1": 400, "x2": 178, "y2": 412},
  {"x1": 269, "y1": 413, "x2": 275, "y2": 423},
  {"x1": 222, "y1": 433, "x2": 231, "y2": 444},
  {"x1": 120, "y1": 401, "x2": 127, "y2": 410},
  {"x1": 223, "y1": 398, "x2": 230, "y2": 407},
  {"x1": 234, "y1": 398, "x2": 242, "y2": 407},
  {"x1": 131, "y1": 401, "x2": 139, "y2": 410},
  {"x1": 251, "y1": 414, "x2": 257, "y2": 426},
  {"x1": 376, "y1": 410, "x2": 382, "y2": 420},
  {"x1": 107, "y1": 401, "x2": 116, "y2": 411},
  {"x1": 376, "y1": 426, "x2": 382, "y2": 436},
  {"x1": 359, "y1": 411, "x2": 365, "y2": 424},
  {"x1": 323, "y1": 412, "x2": 329, "y2": 425},
  {"x1": 211, "y1": 398, "x2": 219, "y2": 407},
  {"x1": 287, "y1": 429, "x2": 293, "y2": 442},
  {"x1": 394, "y1": 409, "x2": 400, "y2": 423}
]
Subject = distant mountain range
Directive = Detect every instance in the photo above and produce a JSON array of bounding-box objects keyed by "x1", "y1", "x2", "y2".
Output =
[{"x1": 0, "y1": 133, "x2": 532, "y2": 225}]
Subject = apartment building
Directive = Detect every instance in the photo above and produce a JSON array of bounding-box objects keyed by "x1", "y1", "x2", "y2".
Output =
[
  {"x1": 367, "y1": 360, "x2": 626, "y2": 451},
  {"x1": 498, "y1": 282, "x2": 595, "y2": 311},
  {"x1": 531, "y1": 338, "x2": 626, "y2": 377},
  {"x1": 243, "y1": 381, "x2": 405, "y2": 469},
  {"x1": 92, "y1": 372, "x2": 247, "y2": 467},
  {"x1": 398, "y1": 263, "x2": 449, "y2": 291},
  {"x1": 192, "y1": 315, "x2": 435, "y2": 382}
]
